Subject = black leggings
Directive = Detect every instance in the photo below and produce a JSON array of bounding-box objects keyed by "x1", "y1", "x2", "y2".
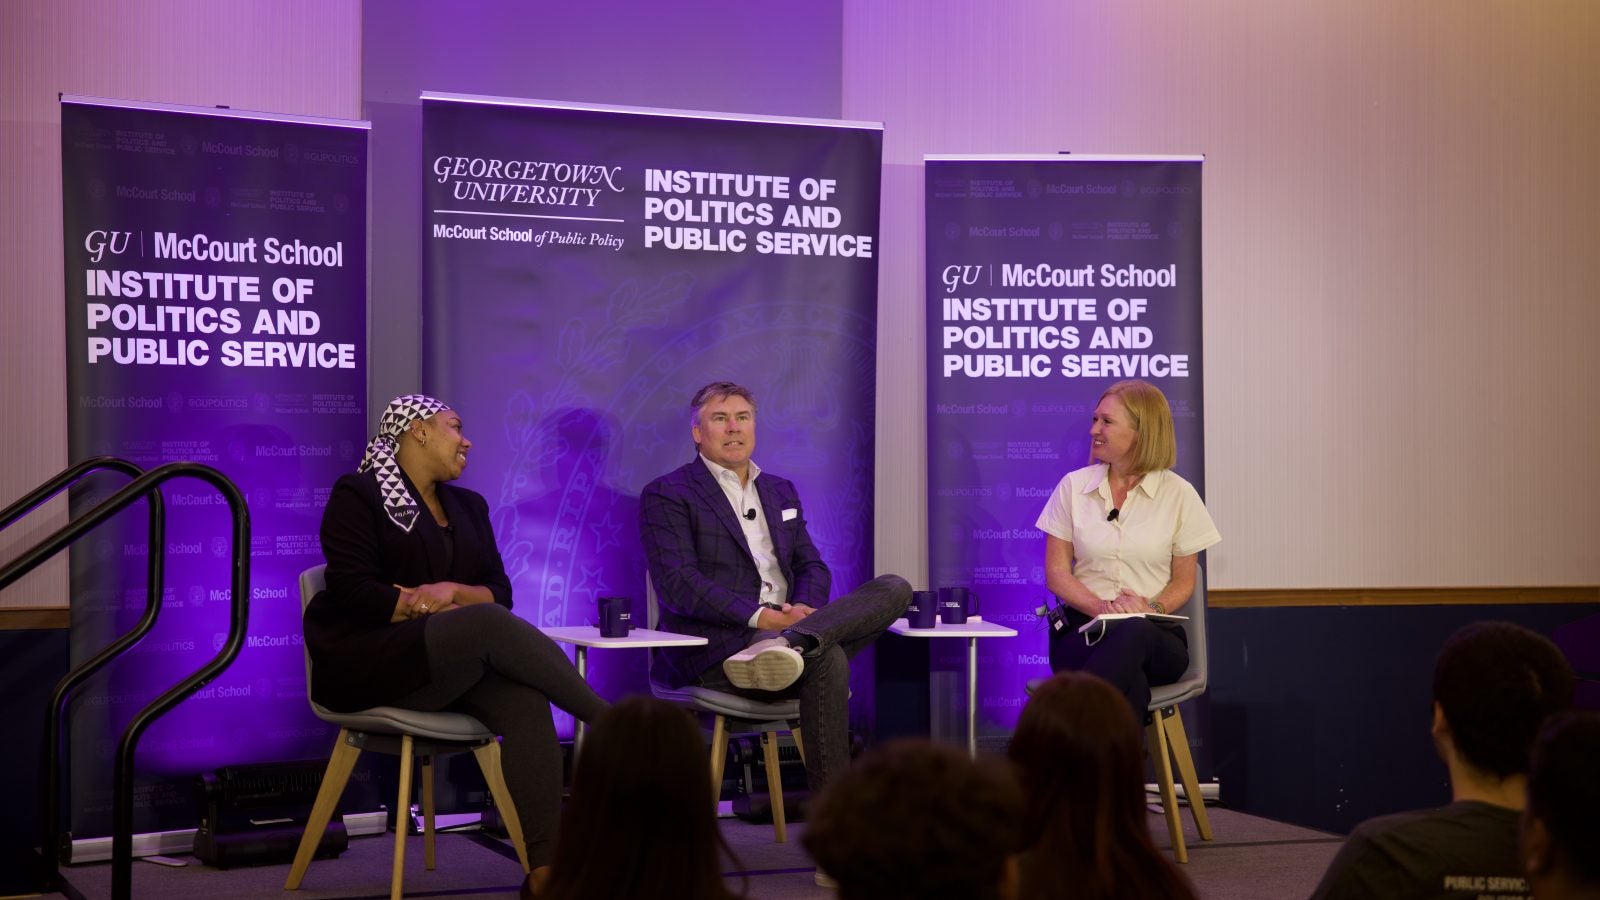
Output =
[
  {"x1": 395, "y1": 603, "x2": 607, "y2": 867},
  {"x1": 1049, "y1": 616, "x2": 1188, "y2": 720}
]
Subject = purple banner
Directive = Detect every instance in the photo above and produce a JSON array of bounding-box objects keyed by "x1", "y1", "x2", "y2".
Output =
[
  {"x1": 61, "y1": 97, "x2": 368, "y2": 834},
  {"x1": 925, "y1": 156, "x2": 1205, "y2": 739},
  {"x1": 422, "y1": 95, "x2": 882, "y2": 736}
]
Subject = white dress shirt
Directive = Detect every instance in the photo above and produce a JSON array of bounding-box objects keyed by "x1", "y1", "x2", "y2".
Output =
[{"x1": 700, "y1": 455, "x2": 788, "y2": 625}]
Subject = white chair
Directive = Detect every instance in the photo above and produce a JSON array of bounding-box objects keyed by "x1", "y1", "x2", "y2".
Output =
[
  {"x1": 285, "y1": 564, "x2": 530, "y2": 899},
  {"x1": 646, "y1": 576, "x2": 804, "y2": 842},
  {"x1": 1026, "y1": 567, "x2": 1214, "y2": 862}
]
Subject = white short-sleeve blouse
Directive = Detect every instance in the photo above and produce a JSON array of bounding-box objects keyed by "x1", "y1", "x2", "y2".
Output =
[{"x1": 1035, "y1": 463, "x2": 1220, "y2": 602}]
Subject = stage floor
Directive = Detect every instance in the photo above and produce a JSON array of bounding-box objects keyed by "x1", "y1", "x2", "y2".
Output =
[{"x1": 44, "y1": 803, "x2": 1343, "y2": 899}]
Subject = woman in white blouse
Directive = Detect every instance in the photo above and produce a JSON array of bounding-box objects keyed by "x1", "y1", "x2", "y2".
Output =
[{"x1": 1034, "y1": 380, "x2": 1221, "y2": 717}]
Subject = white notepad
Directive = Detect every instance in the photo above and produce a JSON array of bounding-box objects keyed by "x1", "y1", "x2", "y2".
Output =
[{"x1": 1076, "y1": 612, "x2": 1189, "y2": 634}]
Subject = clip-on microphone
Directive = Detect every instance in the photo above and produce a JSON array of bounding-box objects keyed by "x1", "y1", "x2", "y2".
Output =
[{"x1": 1033, "y1": 596, "x2": 1069, "y2": 632}]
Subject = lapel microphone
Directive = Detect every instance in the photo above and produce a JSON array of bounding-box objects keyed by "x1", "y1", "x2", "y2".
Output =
[
  {"x1": 1107, "y1": 508, "x2": 1119, "y2": 522},
  {"x1": 744, "y1": 508, "x2": 757, "y2": 521}
]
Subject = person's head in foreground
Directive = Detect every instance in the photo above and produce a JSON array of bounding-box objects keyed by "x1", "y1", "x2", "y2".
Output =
[
  {"x1": 1007, "y1": 671, "x2": 1197, "y2": 900},
  {"x1": 1431, "y1": 621, "x2": 1574, "y2": 795},
  {"x1": 803, "y1": 739, "x2": 1024, "y2": 900},
  {"x1": 1520, "y1": 711, "x2": 1600, "y2": 900},
  {"x1": 543, "y1": 696, "x2": 744, "y2": 900},
  {"x1": 1306, "y1": 622, "x2": 1576, "y2": 900}
]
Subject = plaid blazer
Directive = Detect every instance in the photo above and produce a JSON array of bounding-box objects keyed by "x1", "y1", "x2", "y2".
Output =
[{"x1": 640, "y1": 459, "x2": 831, "y2": 687}]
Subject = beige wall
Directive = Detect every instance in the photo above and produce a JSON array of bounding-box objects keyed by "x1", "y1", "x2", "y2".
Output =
[
  {"x1": 0, "y1": 0, "x2": 361, "y2": 606},
  {"x1": 847, "y1": 1, "x2": 1600, "y2": 590}
]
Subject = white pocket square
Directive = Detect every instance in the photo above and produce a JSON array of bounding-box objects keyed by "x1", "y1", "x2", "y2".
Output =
[{"x1": 782, "y1": 508, "x2": 798, "y2": 521}]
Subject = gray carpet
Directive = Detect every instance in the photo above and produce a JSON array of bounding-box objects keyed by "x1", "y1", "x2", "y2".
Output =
[{"x1": 41, "y1": 806, "x2": 1342, "y2": 899}]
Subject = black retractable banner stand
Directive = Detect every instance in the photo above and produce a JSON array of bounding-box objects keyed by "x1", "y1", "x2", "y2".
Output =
[
  {"x1": 62, "y1": 95, "x2": 369, "y2": 835},
  {"x1": 422, "y1": 94, "x2": 883, "y2": 729},
  {"x1": 925, "y1": 155, "x2": 1207, "y2": 756}
]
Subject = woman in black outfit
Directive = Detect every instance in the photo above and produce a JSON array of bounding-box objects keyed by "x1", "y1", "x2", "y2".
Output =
[{"x1": 304, "y1": 394, "x2": 606, "y2": 897}]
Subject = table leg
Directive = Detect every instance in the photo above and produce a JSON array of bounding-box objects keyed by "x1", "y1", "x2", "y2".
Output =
[
  {"x1": 574, "y1": 646, "x2": 589, "y2": 751},
  {"x1": 967, "y1": 636, "x2": 978, "y2": 758}
]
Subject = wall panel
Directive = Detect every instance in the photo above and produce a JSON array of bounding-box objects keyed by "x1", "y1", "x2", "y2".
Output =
[
  {"x1": 0, "y1": 0, "x2": 361, "y2": 608},
  {"x1": 845, "y1": 0, "x2": 1600, "y2": 589}
]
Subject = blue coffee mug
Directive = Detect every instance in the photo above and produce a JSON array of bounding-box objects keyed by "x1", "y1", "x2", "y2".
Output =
[
  {"x1": 599, "y1": 596, "x2": 632, "y2": 638},
  {"x1": 939, "y1": 586, "x2": 976, "y2": 625}
]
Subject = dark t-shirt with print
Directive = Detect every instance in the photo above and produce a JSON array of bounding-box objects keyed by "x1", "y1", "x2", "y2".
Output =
[{"x1": 1309, "y1": 801, "x2": 1530, "y2": 900}]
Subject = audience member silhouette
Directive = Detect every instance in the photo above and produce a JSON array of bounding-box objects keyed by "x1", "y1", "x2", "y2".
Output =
[
  {"x1": 1521, "y1": 711, "x2": 1600, "y2": 900},
  {"x1": 1311, "y1": 621, "x2": 1575, "y2": 899},
  {"x1": 803, "y1": 739, "x2": 1024, "y2": 900},
  {"x1": 543, "y1": 696, "x2": 746, "y2": 900},
  {"x1": 1007, "y1": 670, "x2": 1198, "y2": 900}
]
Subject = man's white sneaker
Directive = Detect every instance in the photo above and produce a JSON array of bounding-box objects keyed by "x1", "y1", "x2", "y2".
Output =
[
  {"x1": 722, "y1": 637, "x2": 804, "y2": 691},
  {"x1": 814, "y1": 870, "x2": 839, "y2": 889}
]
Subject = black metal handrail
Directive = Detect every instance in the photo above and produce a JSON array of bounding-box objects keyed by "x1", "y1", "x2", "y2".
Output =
[
  {"x1": 0, "y1": 456, "x2": 162, "y2": 888},
  {"x1": 0, "y1": 461, "x2": 249, "y2": 900}
]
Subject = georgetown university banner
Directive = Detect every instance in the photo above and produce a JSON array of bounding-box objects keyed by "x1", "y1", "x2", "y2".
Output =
[
  {"x1": 61, "y1": 96, "x2": 368, "y2": 835},
  {"x1": 925, "y1": 155, "x2": 1205, "y2": 742},
  {"x1": 422, "y1": 94, "x2": 883, "y2": 736}
]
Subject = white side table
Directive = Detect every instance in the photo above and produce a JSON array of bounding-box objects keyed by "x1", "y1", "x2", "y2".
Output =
[
  {"x1": 543, "y1": 626, "x2": 708, "y2": 748},
  {"x1": 887, "y1": 618, "x2": 1018, "y2": 757}
]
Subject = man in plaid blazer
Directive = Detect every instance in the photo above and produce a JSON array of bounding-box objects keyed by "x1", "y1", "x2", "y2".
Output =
[{"x1": 641, "y1": 381, "x2": 911, "y2": 791}]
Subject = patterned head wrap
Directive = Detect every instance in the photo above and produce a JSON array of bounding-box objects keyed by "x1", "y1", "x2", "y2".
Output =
[{"x1": 359, "y1": 393, "x2": 450, "y2": 532}]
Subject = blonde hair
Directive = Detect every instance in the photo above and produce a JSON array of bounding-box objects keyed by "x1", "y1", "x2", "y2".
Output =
[{"x1": 1098, "y1": 380, "x2": 1176, "y2": 475}]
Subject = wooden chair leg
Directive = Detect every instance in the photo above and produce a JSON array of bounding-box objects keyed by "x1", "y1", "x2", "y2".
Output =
[
  {"x1": 708, "y1": 716, "x2": 729, "y2": 810},
  {"x1": 1164, "y1": 708, "x2": 1214, "y2": 841},
  {"x1": 762, "y1": 731, "x2": 787, "y2": 843},
  {"x1": 473, "y1": 739, "x2": 531, "y2": 874},
  {"x1": 421, "y1": 755, "x2": 437, "y2": 871},
  {"x1": 285, "y1": 729, "x2": 361, "y2": 890},
  {"x1": 391, "y1": 734, "x2": 414, "y2": 900},
  {"x1": 1147, "y1": 712, "x2": 1187, "y2": 863},
  {"x1": 790, "y1": 725, "x2": 806, "y2": 768}
]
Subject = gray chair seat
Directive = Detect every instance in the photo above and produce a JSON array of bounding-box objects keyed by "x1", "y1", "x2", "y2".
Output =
[
  {"x1": 286, "y1": 564, "x2": 531, "y2": 899},
  {"x1": 1151, "y1": 673, "x2": 1205, "y2": 708},
  {"x1": 310, "y1": 703, "x2": 497, "y2": 743},
  {"x1": 650, "y1": 682, "x2": 801, "y2": 725},
  {"x1": 646, "y1": 577, "x2": 804, "y2": 843},
  {"x1": 1026, "y1": 672, "x2": 1206, "y2": 710}
]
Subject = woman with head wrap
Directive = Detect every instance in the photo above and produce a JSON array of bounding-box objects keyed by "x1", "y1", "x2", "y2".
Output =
[{"x1": 303, "y1": 395, "x2": 607, "y2": 897}]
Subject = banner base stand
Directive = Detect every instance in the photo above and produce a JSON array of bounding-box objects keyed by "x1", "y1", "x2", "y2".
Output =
[
  {"x1": 1146, "y1": 781, "x2": 1220, "y2": 803},
  {"x1": 63, "y1": 810, "x2": 386, "y2": 864}
]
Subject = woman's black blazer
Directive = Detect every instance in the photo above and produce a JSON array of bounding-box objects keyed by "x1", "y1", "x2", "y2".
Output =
[{"x1": 303, "y1": 470, "x2": 512, "y2": 712}]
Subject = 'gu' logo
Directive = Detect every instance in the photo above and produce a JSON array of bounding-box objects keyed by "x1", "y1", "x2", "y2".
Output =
[
  {"x1": 941, "y1": 264, "x2": 984, "y2": 292},
  {"x1": 84, "y1": 230, "x2": 133, "y2": 263}
]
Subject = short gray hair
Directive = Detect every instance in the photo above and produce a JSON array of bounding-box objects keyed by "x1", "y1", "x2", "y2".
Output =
[{"x1": 688, "y1": 381, "x2": 756, "y2": 426}]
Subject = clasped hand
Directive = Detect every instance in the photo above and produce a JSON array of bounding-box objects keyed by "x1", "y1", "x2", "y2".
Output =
[
  {"x1": 757, "y1": 602, "x2": 815, "y2": 631},
  {"x1": 396, "y1": 582, "x2": 459, "y2": 620},
  {"x1": 1102, "y1": 589, "x2": 1153, "y2": 615}
]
